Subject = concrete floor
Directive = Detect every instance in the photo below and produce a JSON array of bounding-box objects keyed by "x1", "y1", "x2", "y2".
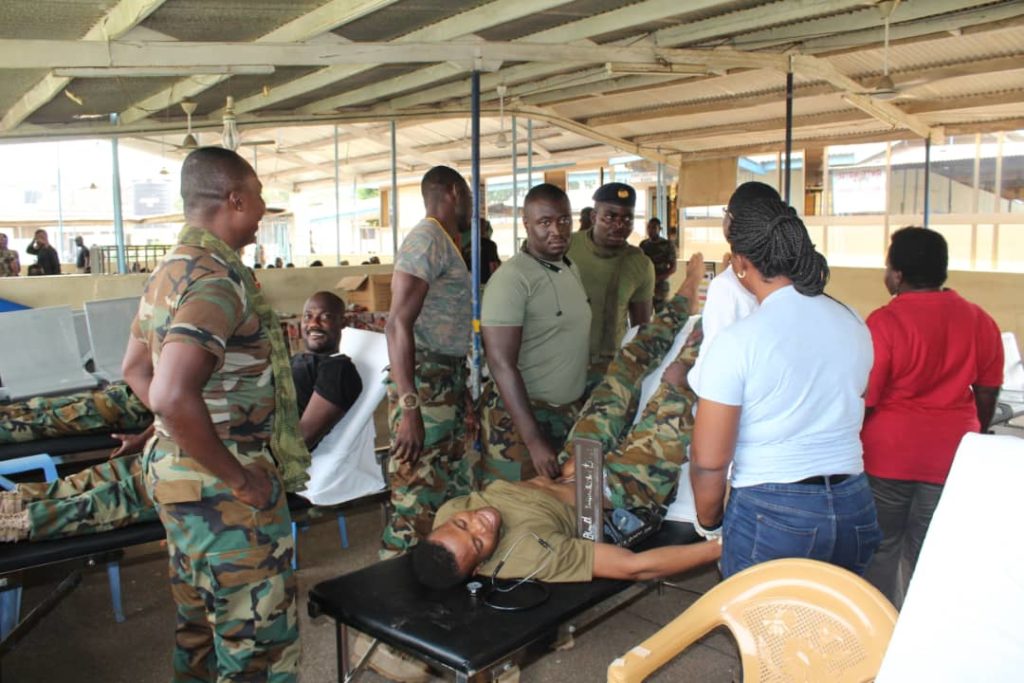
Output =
[{"x1": 3, "y1": 503, "x2": 739, "y2": 683}]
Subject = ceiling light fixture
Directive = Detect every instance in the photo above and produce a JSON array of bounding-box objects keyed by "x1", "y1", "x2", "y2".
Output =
[
  {"x1": 495, "y1": 85, "x2": 509, "y2": 149},
  {"x1": 221, "y1": 96, "x2": 240, "y2": 151},
  {"x1": 181, "y1": 100, "x2": 198, "y2": 149}
]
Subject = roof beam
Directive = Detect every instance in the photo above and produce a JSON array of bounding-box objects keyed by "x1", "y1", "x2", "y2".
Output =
[
  {"x1": 317, "y1": 0, "x2": 730, "y2": 113},
  {"x1": 0, "y1": 39, "x2": 789, "y2": 72},
  {"x1": 231, "y1": 0, "x2": 577, "y2": 116},
  {"x1": 118, "y1": 0, "x2": 399, "y2": 125},
  {"x1": 1, "y1": 0, "x2": 166, "y2": 131},
  {"x1": 792, "y1": 54, "x2": 933, "y2": 139},
  {"x1": 736, "y1": 0, "x2": 1024, "y2": 52},
  {"x1": 629, "y1": 89, "x2": 1024, "y2": 148},
  {"x1": 584, "y1": 52, "x2": 1024, "y2": 128},
  {"x1": 516, "y1": 104, "x2": 674, "y2": 165},
  {"x1": 377, "y1": 0, "x2": 868, "y2": 115}
]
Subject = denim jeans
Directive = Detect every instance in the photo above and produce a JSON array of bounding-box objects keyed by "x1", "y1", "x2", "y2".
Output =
[
  {"x1": 862, "y1": 475, "x2": 944, "y2": 610},
  {"x1": 721, "y1": 473, "x2": 881, "y2": 578}
]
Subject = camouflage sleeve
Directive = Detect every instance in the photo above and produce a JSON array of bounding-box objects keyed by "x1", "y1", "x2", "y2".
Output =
[
  {"x1": 630, "y1": 253, "x2": 656, "y2": 303},
  {"x1": 130, "y1": 311, "x2": 144, "y2": 344},
  {"x1": 162, "y1": 274, "x2": 245, "y2": 370},
  {"x1": 394, "y1": 225, "x2": 448, "y2": 284}
]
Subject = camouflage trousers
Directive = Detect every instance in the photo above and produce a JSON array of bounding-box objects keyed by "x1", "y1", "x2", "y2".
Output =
[
  {"x1": 653, "y1": 278, "x2": 672, "y2": 310},
  {"x1": 563, "y1": 294, "x2": 703, "y2": 514},
  {"x1": 383, "y1": 357, "x2": 472, "y2": 555},
  {"x1": 17, "y1": 454, "x2": 155, "y2": 540},
  {"x1": 143, "y1": 436, "x2": 299, "y2": 683},
  {"x1": 0, "y1": 383, "x2": 151, "y2": 443},
  {"x1": 479, "y1": 380, "x2": 580, "y2": 484}
]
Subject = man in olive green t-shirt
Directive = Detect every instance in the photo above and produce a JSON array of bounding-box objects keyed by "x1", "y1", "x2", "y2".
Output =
[
  {"x1": 568, "y1": 183, "x2": 655, "y2": 387},
  {"x1": 481, "y1": 184, "x2": 591, "y2": 483}
]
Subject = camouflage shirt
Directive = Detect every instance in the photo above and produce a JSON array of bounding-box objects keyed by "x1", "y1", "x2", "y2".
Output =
[
  {"x1": 0, "y1": 248, "x2": 18, "y2": 277},
  {"x1": 131, "y1": 243, "x2": 274, "y2": 444},
  {"x1": 393, "y1": 217, "x2": 472, "y2": 357},
  {"x1": 639, "y1": 236, "x2": 678, "y2": 279}
]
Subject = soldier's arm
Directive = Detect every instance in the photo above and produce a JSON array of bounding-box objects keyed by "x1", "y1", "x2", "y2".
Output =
[
  {"x1": 148, "y1": 342, "x2": 271, "y2": 508},
  {"x1": 384, "y1": 271, "x2": 430, "y2": 464},
  {"x1": 482, "y1": 325, "x2": 560, "y2": 479},
  {"x1": 122, "y1": 337, "x2": 154, "y2": 407},
  {"x1": 592, "y1": 539, "x2": 720, "y2": 580}
]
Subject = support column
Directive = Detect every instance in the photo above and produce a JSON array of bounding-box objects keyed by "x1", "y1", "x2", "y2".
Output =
[
  {"x1": 391, "y1": 120, "x2": 399, "y2": 256},
  {"x1": 784, "y1": 70, "x2": 794, "y2": 205},
  {"x1": 527, "y1": 119, "x2": 533, "y2": 188},
  {"x1": 334, "y1": 124, "x2": 341, "y2": 264},
  {"x1": 470, "y1": 71, "x2": 482, "y2": 400},
  {"x1": 512, "y1": 115, "x2": 519, "y2": 253},
  {"x1": 110, "y1": 113, "x2": 126, "y2": 274},
  {"x1": 923, "y1": 136, "x2": 931, "y2": 228}
]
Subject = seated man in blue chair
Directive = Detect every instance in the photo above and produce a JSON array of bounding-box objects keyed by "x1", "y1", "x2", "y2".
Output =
[
  {"x1": 0, "y1": 291, "x2": 362, "y2": 542},
  {"x1": 414, "y1": 254, "x2": 721, "y2": 588}
]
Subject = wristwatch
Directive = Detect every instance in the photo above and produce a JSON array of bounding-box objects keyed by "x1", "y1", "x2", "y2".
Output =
[
  {"x1": 693, "y1": 518, "x2": 723, "y2": 541},
  {"x1": 399, "y1": 392, "x2": 421, "y2": 411}
]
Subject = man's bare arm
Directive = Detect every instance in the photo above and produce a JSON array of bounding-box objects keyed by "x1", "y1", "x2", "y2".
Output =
[
  {"x1": 593, "y1": 539, "x2": 721, "y2": 581},
  {"x1": 628, "y1": 299, "x2": 652, "y2": 327},
  {"x1": 299, "y1": 392, "x2": 347, "y2": 447},
  {"x1": 973, "y1": 384, "x2": 1000, "y2": 432},
  {"x1": 483, "y1": 324, "x2": 560, "y2": 478},
  {"x1": 384, "y1": 271, "x2": 430, "y2": 464},
  {"x1": 690, "y1": 398, "x2": 741, "y2": 529},
  {"x1": 148, "y1": 342, "x2": 271, "y2": 508},
  {"x1": 122, "y1": 337, "x2": 154, "y2": 407}
]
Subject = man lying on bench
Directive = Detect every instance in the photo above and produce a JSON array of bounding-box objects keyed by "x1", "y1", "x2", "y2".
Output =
[
  {"x1": 413, "y1": 254, "x2": 721, "y2": 588},
  {"x1": 0, "y1": 291, "x2": 361, "y2": 541}
]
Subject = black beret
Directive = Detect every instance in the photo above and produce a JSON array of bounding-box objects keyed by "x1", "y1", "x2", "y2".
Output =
[{"x1": 592, "y1": 182, "x2": 636, "y2": 207}]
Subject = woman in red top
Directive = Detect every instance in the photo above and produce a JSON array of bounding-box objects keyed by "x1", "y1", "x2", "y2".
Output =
[{"x1": 862, "y1": 227, "x2": 1003, "y2": 608}]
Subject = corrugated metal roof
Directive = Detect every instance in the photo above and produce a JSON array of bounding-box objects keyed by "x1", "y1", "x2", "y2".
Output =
[{"x1": 1, "y1": 0, "x2": 1022, "y2": 189}]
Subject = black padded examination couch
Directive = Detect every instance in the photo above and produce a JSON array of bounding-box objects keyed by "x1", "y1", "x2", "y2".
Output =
[
  {"x1": 0, "y1": 434, "x2": 121, "y2": 463},
  {"x1": 308, "y1": 521, "x2": 700, "y2": 682}
]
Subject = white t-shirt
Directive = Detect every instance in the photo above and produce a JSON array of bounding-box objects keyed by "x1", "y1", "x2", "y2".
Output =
[
  {"x1": 688, "y1": 264, "x2": 758, "y2": 394},
  {"x1": 697, "y1": 285, "x2": 873, "y2": 488}
]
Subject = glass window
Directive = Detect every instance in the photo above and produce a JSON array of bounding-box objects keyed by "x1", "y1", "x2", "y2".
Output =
[{"x1": 828, "y1": 143, "x2": 887, "y2": 215}]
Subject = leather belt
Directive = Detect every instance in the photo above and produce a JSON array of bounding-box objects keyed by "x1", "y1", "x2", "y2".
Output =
[{"x1": 794, "y1": 474, "x2": 851, "y2": 486}]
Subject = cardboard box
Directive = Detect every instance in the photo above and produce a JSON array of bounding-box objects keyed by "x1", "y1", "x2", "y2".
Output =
[{"x1": 336, "y1": 273, "x2": 392, "y2": 312}]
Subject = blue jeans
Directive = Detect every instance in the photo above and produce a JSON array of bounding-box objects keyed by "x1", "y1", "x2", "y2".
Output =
[{"x1": 721, "y1": 473, "x2": 881, "y2": 578}]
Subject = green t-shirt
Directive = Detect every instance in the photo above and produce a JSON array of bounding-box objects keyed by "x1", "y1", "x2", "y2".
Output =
[
  {"x1": 434, "y1": 480, "x2": 594, "y2": 583},
  {"x1": 393, "y1": 217, "x2": 472, "y2": 356},
  {"x1": 567, "y1": 231, "x2": 655, "y2": 361},
  {"x1": 481, "y1": 252, "x2": 591, "y2": 405}
]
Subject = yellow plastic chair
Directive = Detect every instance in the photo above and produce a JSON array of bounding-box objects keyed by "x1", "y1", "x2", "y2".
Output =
[{"x1": 607, "y1": 558, "x2": 898, "y2": 683}]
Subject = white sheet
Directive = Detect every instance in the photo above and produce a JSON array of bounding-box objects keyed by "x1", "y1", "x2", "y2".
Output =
[
  {"x1": 619, "y1": 316, "x2": 702, "y2": 523},
  {"x1": 876, "y1": 432, "x2": 1024, "y2": 682},
  {"x1": 300, "y1": 328, "x2": 389, "y2": 506}
]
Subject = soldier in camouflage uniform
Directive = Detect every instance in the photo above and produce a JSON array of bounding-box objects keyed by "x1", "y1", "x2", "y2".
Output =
[
  {"x1": 383, "y1": 165, "x2": 475, "y2": 557},
  {"x1": 0, "y1": 383, "x2": 150, "y2": 444},
  {"x1": 479, "y1": 184, "x2": 590, "y2": 484},
  {"x1": 414, "y1": 255, "x2": 714, "y2": 587},
  {"x1": 122, "y1": 148, "x2": 302, "y2": 682},
  {"x1": 639, "y1": 217, "x2": 679, "y2": 311}
]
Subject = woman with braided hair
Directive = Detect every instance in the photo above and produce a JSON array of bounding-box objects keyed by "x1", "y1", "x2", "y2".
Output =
[{"x1": 689, "y1": 197, "x2": 880, "y2": 578}]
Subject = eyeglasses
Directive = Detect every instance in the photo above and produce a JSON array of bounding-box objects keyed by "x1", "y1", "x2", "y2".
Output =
[{"x1": 489, "y1": 532, "x2": 554, "y2": 593}]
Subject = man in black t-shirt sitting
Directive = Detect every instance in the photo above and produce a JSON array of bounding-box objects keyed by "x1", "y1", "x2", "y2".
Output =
[{"x1": 291, "y1": 291, "x2": 363, "y2": 448}]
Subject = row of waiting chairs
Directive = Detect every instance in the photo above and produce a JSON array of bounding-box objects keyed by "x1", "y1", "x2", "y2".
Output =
[{"x1": 0, "y1": 298, "x2": 138, "y2": 403}]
